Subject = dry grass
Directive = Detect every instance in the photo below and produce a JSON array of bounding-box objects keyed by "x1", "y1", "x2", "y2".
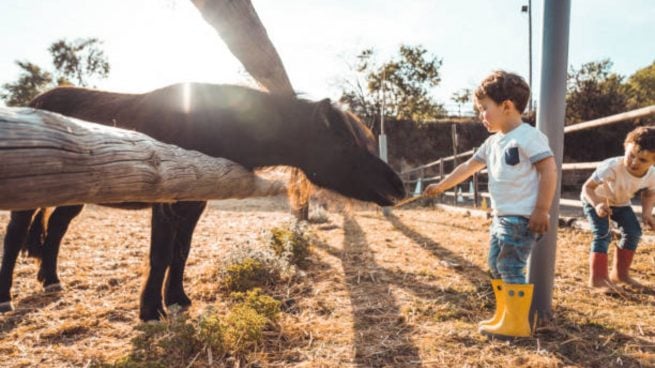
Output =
[{"x1": 1, "y1": 196, "x2": 654, "y2": 367}]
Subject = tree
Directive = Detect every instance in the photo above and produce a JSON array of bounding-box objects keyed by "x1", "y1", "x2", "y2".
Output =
[
  {"x1": 0, "y1": 61, "x2": 52, "y2": 107},
  {"x1": 625, "y1": 60, "x2": 655, "y2": 109},
  {"x1": 1, "y1": 38, "x2": 109, "y2": 106},
  {"x1": 339, "y1": 45, "x2": 445, "y2": 127},
  {"x1": 49, "y1": 38, "x2": 110, "y2": 87},
  {"x1": 565, "y1": 59, "x2": 628, "y2": 125},
  {"x1": 451, "y1": 88, "x2": 472, "y2": 116}
]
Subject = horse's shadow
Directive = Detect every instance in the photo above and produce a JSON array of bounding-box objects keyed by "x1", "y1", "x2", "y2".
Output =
[
  {"x1": 321, "y1": 214, "x2": 421, "y2": 367},
  {"x1": 384, "y1": 212, "x2": 489, "y2": 285},
  {"x1": 0, "y1": 289, "x2": 62, "y2": 334}
]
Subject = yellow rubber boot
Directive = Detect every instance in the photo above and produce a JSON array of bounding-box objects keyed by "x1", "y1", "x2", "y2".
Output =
[
  {"x1": 479, "y1": 283, "x2": 533, "y2": 338},
  {"x1": 478, "y1": 279, "x2": 505, "y2": 327}
]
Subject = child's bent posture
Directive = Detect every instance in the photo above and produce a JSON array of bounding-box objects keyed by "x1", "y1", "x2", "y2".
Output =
[{"x1": 582, "y1": 126, "x2": 655, "y2": 293}]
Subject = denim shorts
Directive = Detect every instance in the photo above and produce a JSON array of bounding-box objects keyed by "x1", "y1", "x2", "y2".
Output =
[{"x1": 488, "y1": 216, "x2": 537, "y2": 284}]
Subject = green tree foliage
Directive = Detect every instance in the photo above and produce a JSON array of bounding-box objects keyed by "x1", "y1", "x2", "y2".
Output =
[
  {"x1": 625, "y1": 60, "x2": 655, "y2": 108},
  {"x1": 1, "y1": 38, "x2": 109, "y2": 106},
  {"x1": 339, "y1": 45, "x2": 445, "y2": 127},
  {"x1": 565, "y1": 59, "x2": 628, "y2": 125},
  {"x1": 0, "y1": 61, "x2": 52, "y2": 107},
  {"x1": 49, "y1": 38, "x2": 110, "y2": 86},
  {"x1": 451, "y1": 88, "x2": 472, "y2": 117}
]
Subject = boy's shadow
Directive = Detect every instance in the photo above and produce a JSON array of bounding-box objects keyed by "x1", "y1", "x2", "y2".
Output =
[
  {"x1": 312, "y1": 214, "x2": 503, "y2": 367},
  {"x1": 384, "y1": 212, "x2": 489, "y2": 284}
]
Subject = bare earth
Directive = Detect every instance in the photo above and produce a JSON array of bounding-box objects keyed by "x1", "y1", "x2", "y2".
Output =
[{"x1": 0, "y1": 196, "x2": 654, "y2": 367}]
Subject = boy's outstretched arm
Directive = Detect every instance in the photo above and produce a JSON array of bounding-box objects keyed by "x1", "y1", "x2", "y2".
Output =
[
  {"x1": 640, "y1": 189, "x2": 655, "y2": 230},
  {"x1": 530, "y1": 156, "x2": 558, "y2": 234},
  {"x1": 423, "y1": 158, "x2": 485, "y2": 196}
]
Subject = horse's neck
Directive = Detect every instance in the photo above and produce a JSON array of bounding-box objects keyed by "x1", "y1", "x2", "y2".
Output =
[{"x1": 82, "y1": 93, "x2": 143, "y2": 130}]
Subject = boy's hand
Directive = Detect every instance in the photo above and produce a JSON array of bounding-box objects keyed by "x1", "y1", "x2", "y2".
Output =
[
  {"x1": 594, "y1": 202, "x2": 611, "y2": 218},
  {"x1": 423, "y1": 183, "x2": 443, "y2": 197},
  {"x1": 529, "y1": 209, "x2": 550, "y2": 235},
  {"x1": 642, "y1": 215, "x2": 655, "y2": 230}
]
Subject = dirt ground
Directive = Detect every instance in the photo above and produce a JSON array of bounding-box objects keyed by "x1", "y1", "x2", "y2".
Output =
[{"x1": 0, "y1": 196, "x2": 654, "y2": 367}]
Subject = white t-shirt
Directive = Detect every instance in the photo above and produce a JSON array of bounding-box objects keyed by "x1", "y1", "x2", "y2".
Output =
[
  {"x1": 581, "y1": 157, "x2": 655, "y2": 206},
  {"x1": 473, "y1": 123, "x2": 553, "y2": 216}
]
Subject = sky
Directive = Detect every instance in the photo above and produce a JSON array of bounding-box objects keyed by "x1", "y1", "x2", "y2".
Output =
[{"x1": 0, "y1": 0, "x2": 653, "y2": 113}]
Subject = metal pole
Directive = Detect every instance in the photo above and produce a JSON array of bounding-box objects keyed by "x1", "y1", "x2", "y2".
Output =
[
  {"x1": 522, "y1": 1, "x2": 534, "y2": 113},
  {"x1": 528, "y1": 0, "x2": 570, "y2": 323},
  {"x1": 528, "y1": 0, "x2": 533, "y2": 113},
  {"x1": 379, "y1": 70, "x2": 390, "y2": 215},
  {"x1": 379, "y1": 70, "x2": 388, "y2": 162}
]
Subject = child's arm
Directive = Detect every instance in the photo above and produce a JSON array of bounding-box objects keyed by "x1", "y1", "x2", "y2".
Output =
[
  {"x1": 640, "y1": 189, "x2": 655, "y2": 230},
  {"x1": 423, "y1": 158, "x2": 485, "y2": 196},
  {"x1": 581, "y1": 178, "x2": 611, "y2": 217},
  {"x1": 530, "y1": 156, "x2": 558, "y2": 234}
]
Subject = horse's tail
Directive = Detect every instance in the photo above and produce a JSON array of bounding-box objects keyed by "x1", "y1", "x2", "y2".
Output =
[{"x1": 21, "y1": 208, "x2": 52, "y2": 260}]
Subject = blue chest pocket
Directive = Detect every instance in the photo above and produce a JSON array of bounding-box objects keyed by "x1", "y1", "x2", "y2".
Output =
[{"x1": 504, "y1": 146, "x2": 520, "y2": 166}]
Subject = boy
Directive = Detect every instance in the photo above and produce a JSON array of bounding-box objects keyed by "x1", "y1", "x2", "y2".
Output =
[
  {"x1": 582, "y1": 126, "x2": 655, "y2": 293},
  {"x1": 424, "y1": 71, "x2": 557, "y2": 338}
]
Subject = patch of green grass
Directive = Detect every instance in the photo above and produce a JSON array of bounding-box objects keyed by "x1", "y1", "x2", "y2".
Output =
[
  {"x1": 106, "y1": 308, "x2": 201, "y2": 368},
  {"x1": 229, "y1": 288, "x2": 281, "y2": 322},
  {"x1": 269, "y1": 223, "x2": 311, "y2": 266},
  {"x1": 223, "y1": 304, "x2": 268, "y2": 355},
  {"x1": 222, "y1": 257, "x2": 276, "y2": 292},
  {"x1": 102, "y1": 298, "x2": 278, "y2": 367}
]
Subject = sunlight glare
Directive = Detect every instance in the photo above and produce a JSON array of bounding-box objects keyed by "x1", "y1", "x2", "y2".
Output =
[{"x1": 183, "y1": 82, "x2": 191, "y2": 113}]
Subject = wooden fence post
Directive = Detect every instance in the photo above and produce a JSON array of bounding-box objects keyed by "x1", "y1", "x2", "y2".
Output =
[
  {"x1": 439, "y1": 158, "x2": 445, "y2": 201},
  {"x1": 451, "y1": 124, "x2": 458, "y2": 205}
]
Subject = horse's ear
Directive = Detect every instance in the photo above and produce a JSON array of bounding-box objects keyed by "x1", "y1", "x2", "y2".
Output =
[{"x1": 314, "y1": 98, "x2": 332, "y2": 128}]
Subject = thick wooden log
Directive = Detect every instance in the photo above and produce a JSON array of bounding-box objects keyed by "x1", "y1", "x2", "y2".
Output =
[{"x1": 0, "y1": 108, "x2": 285, "y2": 210}]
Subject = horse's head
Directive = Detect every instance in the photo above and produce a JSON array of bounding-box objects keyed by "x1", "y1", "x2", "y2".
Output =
[
  {"x1": 292, "y1": 99, "x2": 405, "y2": 206},
  {"x1": 144, "y1": 84, "x2": 405, "y2": 206}
]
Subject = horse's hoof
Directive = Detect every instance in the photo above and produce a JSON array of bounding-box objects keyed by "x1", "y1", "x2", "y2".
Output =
[
  {"x1": 166, "y1": 303, "x2": 191, "y2": 313},
  {"x1": 140, "y1": 307, "x2": 166, "y2": 322},
  {"x1": 165, "y1": 294, "x2": 192, "y2": 309},
  {"x1": 44, "y1": 283, "x2": 64, "y2": 293},
  {"x1": 0, "y1": 301, "x2": 14, "y2": 313}
]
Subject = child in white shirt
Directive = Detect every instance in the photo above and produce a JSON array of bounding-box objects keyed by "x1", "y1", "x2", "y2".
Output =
[
  {"x1": 424, "y1": 71, "x2": 557, "y2": 338},
  {"x1": 581, "y1": 126, "x2": 655, "y2": 293}
]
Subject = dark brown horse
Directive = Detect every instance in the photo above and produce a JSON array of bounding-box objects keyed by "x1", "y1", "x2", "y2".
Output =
[{"x1": 0, "y1": 83, "x2": 404, "y2": 320}]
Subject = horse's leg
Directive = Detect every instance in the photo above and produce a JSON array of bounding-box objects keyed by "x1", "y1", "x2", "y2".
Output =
[
  {"x1": 24, "y1": 209, "x2": 47, "y2": 259},
  {"x1": 37, "y1": 205, "x2": 84, "y2": 290},
  {"x1": 0, "y1": 210, "x2": 37, "y2": 312},
  {"x1": 140, "y1": 204, "x2": 178, "y2": 321},
  {"x1": 164, "y1": 201, "x2": 206, "y2": 309}
]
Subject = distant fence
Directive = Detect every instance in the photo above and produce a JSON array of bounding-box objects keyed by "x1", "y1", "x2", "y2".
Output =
[{"x1": 399, "y1": 105, "x2": 655, "y2": 214}]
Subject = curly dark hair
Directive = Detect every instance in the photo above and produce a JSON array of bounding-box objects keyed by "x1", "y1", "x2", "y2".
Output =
[
  {"x1": 624, "y1": 126, "x2": 655, "y2": 152},
  {"x1": 474, "y1": 71, "x2": 531, "y2": 113}
]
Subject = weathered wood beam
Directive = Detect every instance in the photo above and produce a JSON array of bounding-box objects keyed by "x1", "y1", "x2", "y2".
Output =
[
  {"x1": 190, "y1": 0, "x2": 294, "y2": 95},
  {"x1": 0, "y1": 108, "x2": 285, "y2": 210}
]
